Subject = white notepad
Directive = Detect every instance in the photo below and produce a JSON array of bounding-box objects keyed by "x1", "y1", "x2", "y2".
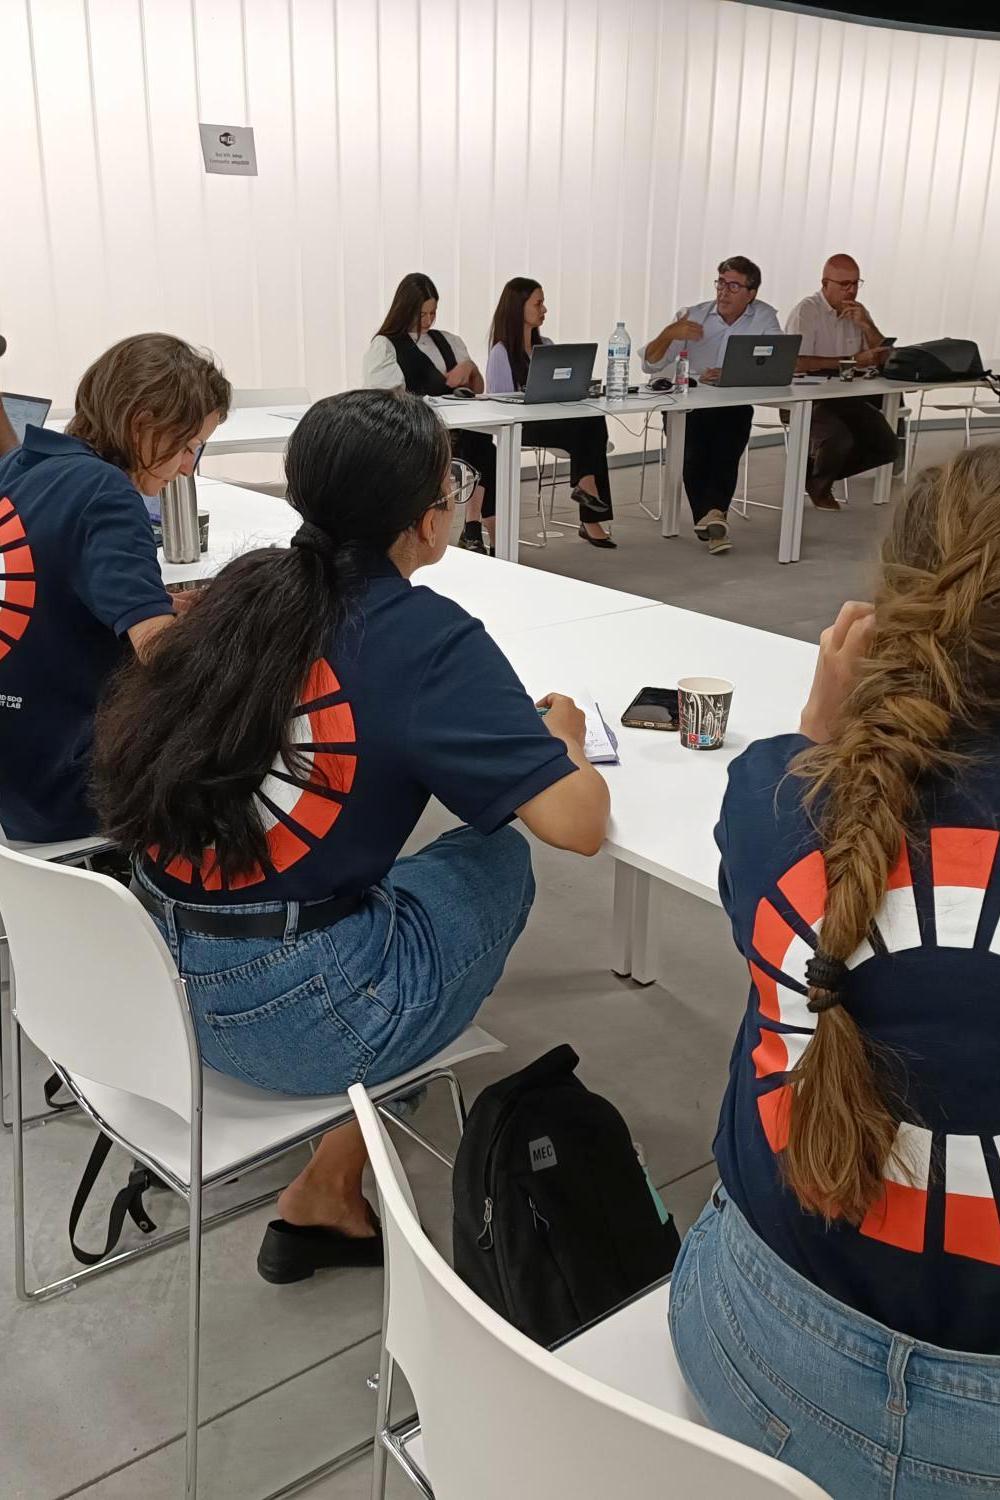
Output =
[{"x1": 575, "y1": 689, "x2": 620, "y2": 766}]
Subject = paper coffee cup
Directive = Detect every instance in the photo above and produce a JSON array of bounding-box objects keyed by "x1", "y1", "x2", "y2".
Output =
[
  {"x1": 677, "y1": 677, "x2": 734, "y2": 751},
  {"x1": 838, "y1": 358, "x2": 856, "y2": 382}
]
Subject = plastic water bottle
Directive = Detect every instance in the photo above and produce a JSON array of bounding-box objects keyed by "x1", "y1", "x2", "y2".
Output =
[
  {"x1": 674, "y1": 306, "x2": 690, "y2": 401},
  {"x1": 605, "y1": 321, "x2": 631, "y2": 401},
  {"x1": 675, "y1": 348, "x2": 690, "y2": 401}
]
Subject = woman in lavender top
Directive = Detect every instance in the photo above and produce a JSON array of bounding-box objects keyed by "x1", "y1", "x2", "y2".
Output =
[{"x1": 486, "y1": 278, "x2": 616, "y2": 549}]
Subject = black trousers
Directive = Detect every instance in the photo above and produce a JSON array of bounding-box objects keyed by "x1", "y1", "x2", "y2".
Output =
[
  {"x1": 451, "y1": 429, "x2": 497, "y2": 518},
  {"x1": 521, "y1": 416, "x2": 613, "y2": 522},
  {"x1": 668, "y1": 405, "x2": 753, "y2": 524},
  {"x1": 808, "y1": 396, "x2": 897, "y2": 498}
]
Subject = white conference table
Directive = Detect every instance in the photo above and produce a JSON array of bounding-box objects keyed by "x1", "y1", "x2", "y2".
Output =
[
  {"x1": 183, "y1": 382, "x2": 921, "y2": 568},
  {"x1": 170, "y1": 480, "x2": 661, "y2": 640},
  {"x1": 497, "y1": 605, "x2": 817, "y2": 983},
  {"x1": 46, "y1": 369, "x2": 993, "y2": 567},
  {"x1": 439, "y1": 379, "x2": 916, "y2": 567}
]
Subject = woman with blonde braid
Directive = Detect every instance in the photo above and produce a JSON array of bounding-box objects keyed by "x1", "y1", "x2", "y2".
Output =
[{"x1": 671, "y1": 446, "x2": 1000, "y2": 1498}]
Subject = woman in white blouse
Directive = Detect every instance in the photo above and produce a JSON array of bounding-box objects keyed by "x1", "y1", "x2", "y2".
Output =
[
  {"x1": 485, "y1": 277, "x2": 615, "y2": 548},
  {"x1": 364, "y1": 272, "x2": 495, "y2": 555}
]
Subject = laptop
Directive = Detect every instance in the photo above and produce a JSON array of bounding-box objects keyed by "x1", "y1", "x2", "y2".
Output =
[
  {"x1": 490, "y1": 343, "x2": 598, "y2": 404},
  {"x1": 716, "y1": 334, "x2": 801, "y2": 388},
  {"x1": 1, "y1": 392, "x2": 53, "y2": 443}
]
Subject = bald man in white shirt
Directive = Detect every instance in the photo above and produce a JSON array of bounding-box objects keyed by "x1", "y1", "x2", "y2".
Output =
[{"x1": 785, "y1": 254, "x2": 896, "y2": 509}]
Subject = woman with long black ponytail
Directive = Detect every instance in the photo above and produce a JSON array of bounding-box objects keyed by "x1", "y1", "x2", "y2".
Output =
[{"x1": 95, "y1": 388, "x2": 608, "y2": 1284}]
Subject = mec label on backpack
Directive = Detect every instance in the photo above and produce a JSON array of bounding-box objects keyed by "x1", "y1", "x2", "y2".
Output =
[
  {"x1": 453, "y1": 1043, "x2": 680, "y2": 1347},
  {"x1": 529, "y1": 1135, "x2": 557, "y2": 1171}
]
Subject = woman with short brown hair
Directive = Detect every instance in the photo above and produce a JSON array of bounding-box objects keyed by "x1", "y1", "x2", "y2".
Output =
[
  {"x1": 671, "y1": 446, "x2": 1000, "y2": 1497},
  {"x1": 0, "y1": 332, "x2": 230, "y2": 842}
]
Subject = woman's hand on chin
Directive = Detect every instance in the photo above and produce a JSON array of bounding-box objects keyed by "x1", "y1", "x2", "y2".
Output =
[{"x1": 799, "y1": 600, "x2": 875, "y2": 743}]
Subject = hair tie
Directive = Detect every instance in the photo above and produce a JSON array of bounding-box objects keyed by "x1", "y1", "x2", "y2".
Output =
[
  {"x1": 805, "y1": 950, "x2": 849, "y2": 1013},
  {"x1": 290, "y1": 522, "x2": 341, "y2": 566}
]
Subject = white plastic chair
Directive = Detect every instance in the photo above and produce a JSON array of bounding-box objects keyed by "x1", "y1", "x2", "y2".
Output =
[
  {"x1": 0, "y1": 831, "x2": 114, "y2": 1128},
  {"x1": 637, "y1": 414, "x2": 665, "y2": 521},
  {"x1": 201, "y1": 386, "x2": 312, "y2": 494},
  {"x1": 528, "y1": 441, "x2": 617, "y2": 547},
  {"x1": 908, "y1": 384, "x2": 1000, "y2": 471},
  {"x1": 350, "y1": 1084, "x2": 831, "y2": 1500},
  {"x1": 0, "y1": 843, "x2": 504, "y2": 1499},
  {"x1": 230, "y1": 386, "x2": 311, "y2": 409}
]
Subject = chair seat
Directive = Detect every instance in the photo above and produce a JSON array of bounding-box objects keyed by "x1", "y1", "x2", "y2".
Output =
[
  {"x1": 390, "y1": 1281, "x2": 704, "y2": 1494},
  {"x1": 555, "y1": 1280, "x2": 704, "y2": 1424},
  {"x1": 67, "y1": 1025, "x2": 504, "y2": 1190},
  {"x1": 3, "y1": 835, "x2": 114, "y2": 863}
]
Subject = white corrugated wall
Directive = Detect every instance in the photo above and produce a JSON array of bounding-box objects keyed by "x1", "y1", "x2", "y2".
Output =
[{"x1": 2, "y1": 0, "x2": 999, "y2": 405}]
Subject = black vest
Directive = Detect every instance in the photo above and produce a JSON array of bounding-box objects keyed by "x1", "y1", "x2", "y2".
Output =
[{"x1": 389, "y1": 330, "x2": 456, "y2": 396}]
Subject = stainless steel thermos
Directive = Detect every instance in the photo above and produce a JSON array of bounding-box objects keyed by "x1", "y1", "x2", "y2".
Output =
[{"x1": 160, "y1": 474, "x2": 200, "y2": 564}]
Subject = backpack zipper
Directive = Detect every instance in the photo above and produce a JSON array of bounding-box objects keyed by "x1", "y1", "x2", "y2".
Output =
[
  {"x1": 477, "y1": 1196, "x2": 494, "y2": 1251},
  {"x1": 529, "y1": 1196, "x2": 549, "y2": 1232},
  {"x1": 476, "y1": 1091, "x2": 525, "y2": 1257}
]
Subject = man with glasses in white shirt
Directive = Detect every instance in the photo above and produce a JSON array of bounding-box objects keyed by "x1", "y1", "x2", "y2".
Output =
[
  {"x1": 784, "y1": 254, "x2": 896, "y2": 510},
  {"x1": 641, "y1": 256, "x2": 780, "y2": 555}
]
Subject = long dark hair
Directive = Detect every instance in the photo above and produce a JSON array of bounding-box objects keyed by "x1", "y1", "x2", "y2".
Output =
[
  {"x1": 93, "y1": 389, "x2": 451, "y2": 880},
  {"x1": 376, "y1": 272, "x2": 439, "y2": 340},
  {"x1": 488, "y1": 278, "x2": 542, "y2": 389}
]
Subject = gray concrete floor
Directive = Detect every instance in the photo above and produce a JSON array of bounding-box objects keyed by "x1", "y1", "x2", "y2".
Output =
[{"x1": 1, "y1": 427, "x2": 984, "y2": 1499}]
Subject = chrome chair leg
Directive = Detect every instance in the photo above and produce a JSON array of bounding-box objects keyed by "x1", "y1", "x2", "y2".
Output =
[
  {"x1": 12, "y1": 1017, "x2": 30, "y2": 1304},
  {"x1": 519, "y1": 448, "x2": 549, "y2": 549},
  {"x1": 445, "y1": 1072, "x2": 468, "y2": 1135},
  {"x1": 185, "y1": 1111, "x2": 204, "y2": 1499},
  {"x1": 370, "y1": 1258, "x2": 393, "y2": 1500},
  {"x1": 638, "y1": 417, "x2": 663, "y2": 522}
]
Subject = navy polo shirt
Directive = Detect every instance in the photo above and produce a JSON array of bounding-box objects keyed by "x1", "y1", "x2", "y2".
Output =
[
  {"x1": 715, "y1": 733, "x2": 1000, "y2": 1354},
  {"x1": 0, "y1": 426, "x2": 172, "y2": 842},
  {"x1": 144, "y1": 557, "x2": 577, "y2": 903}
]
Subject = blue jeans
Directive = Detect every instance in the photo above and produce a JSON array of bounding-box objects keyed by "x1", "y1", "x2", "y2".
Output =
[
  {"x1": 137, "y1": 825, "x2": 534, "y2": 1096},
  {"x1": 670, "y1": 1192, "x2": 1000, "y2": 1498}
]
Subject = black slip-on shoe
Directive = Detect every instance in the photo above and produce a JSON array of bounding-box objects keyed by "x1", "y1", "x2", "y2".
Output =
[{"x1": 257, "y1": 1216, "x2": 384, "y2": 1284}]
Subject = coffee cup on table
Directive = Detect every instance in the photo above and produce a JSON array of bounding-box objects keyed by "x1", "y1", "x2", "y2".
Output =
[
  {"x1": 838, "y1": 358, "x2": 857, "y2": 382},
  {"x1": 677, "y1": 677, "x2": 734, "y2": 751}
]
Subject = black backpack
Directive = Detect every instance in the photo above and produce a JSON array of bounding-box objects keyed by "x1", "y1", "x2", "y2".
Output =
[
  {"x1": 883, "y1": 338, "x2": 992, "y2": 385},
  {"x1": 453, "y1": 1045, "x2": 680, "y2": 1347}
]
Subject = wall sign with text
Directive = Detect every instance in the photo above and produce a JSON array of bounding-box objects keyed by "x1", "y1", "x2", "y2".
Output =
[{"x1": 199, "y1": 124, "x2": 258, "y2": 176}]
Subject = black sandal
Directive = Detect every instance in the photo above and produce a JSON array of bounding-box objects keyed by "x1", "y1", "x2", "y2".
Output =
[{"x1": 257, "y1": 1206, "x2": 384, "y2": 1283}]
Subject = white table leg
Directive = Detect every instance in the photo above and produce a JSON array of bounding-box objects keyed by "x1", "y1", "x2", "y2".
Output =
[
  {"x1": 629, "y1": 870, "x2": 660, "y2": 986},
  {"x1": 873, "y1": 391, "x2": 902, "y2": 506},
  {"x1": 493, "y1": 422, "x2": 521, "y2": 563},
  {"x1": 611, "y1": 862, "x2": 659, "y2": 985},
  {"x1": 611, "y1": 862, "x2": 636, "y2": 977},
  {"x1": 660, "y1": 409, "x2": 686, "y2": 539},
  {"x1": 778, "y1": 399, "x2": 811, "y2": 564}
]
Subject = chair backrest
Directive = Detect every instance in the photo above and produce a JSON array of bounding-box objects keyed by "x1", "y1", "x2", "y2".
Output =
[
  {"x1": 349, "y1": 1086, "x2": 830, "y2": 1500},
  {"x1": 0, "y1": 845, "x2": 196, "y2": 1119},
  {"x1": 231, "y1": 387, "x2": 310, "y2": 409}
]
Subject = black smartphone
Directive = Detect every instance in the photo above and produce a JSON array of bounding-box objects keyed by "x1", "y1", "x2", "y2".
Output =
[{"x1": 621, "y1": 686, "x2": 679, "y2": 731}]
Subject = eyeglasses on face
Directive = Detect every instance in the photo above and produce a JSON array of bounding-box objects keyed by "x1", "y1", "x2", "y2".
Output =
[
  {"x1": 432, "y1": 459, "x2": 480, "y2": 511},
  {"x1": 824, "y1": 277, "x2": 863, "y2": 290},
  {"x1": 715, "y1": 278, "x2": 751, "y2": 295}
]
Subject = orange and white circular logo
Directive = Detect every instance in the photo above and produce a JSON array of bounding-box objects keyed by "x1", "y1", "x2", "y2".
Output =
[
  {"x1": 154, "y1": 657, "x2": 357, "y2": 890},
  {"x1": 0, "y1": 496, "x2": 36, "y2": 663}
]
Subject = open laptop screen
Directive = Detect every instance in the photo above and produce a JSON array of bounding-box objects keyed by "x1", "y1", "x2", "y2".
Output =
[{"x1": 1, "y1": 393, "x2": 53, "y2": 444}]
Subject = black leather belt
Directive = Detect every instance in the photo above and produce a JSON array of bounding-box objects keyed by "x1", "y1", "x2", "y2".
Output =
[{"x1": 130, "y1": 879, "x2": 362, "y2": 939}]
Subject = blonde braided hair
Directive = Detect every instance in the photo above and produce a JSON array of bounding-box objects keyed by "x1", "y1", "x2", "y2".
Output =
[{"x1": 786, "y1": 445, "x2": 1000, "y2": 1224}]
